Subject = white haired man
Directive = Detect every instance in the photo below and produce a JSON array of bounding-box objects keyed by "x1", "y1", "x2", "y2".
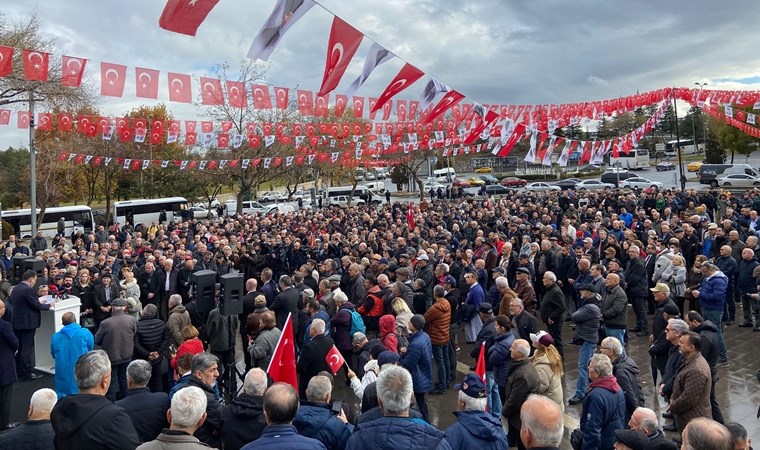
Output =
[
  {"x1": 0, "y1": 388, "x2": 57, "y2": 449},
  {"x1": 137, "y1": 386, "x2": 210, "y2": 450},
  {"x1": 220, "y1": 368, "x2": 268, "y2": 450}
]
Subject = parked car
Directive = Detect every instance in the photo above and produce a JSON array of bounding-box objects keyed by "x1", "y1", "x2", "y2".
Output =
[
  {"x1": 375, "y1": 168, "x2": 389, "y2": 179},
  {"x1": 576, "y1": 180, "x2": 615, "y2": 191},
  {"x1": 553, "y1": 178, "x2": 582, "y2": 190},
  {"x1": 259, "y1": 191, "x2": 287, "y2": 203},
  {"x1": 485, "y1": 185, "x2": 510, "y2": 196},
  {"x1": 687, "y1": 161, "x2": 703, "y2": 172},
  {"x1": 240, "y1": 201, "x2": 265, "y2": 215},
  {"x1": 576, "y1": 164, "x2": 601, "y2": 174},
  {"x1": 188, "y1": 206, "x2": 216, "y2": 219},
  {"x1": 620, "y1": 177, "x2": 663, "y2": 190},
  {"x1": 466, "y1": 177, "x2": 486, "y2": 186},
  {"x1": 716, "y1": 174, "x2": 760, "y2": 188},
  {"x1": 500, "y1": 177, "x2": 528, "y2": 187},
  {"x1": 474, "y1": 166, "x2": 493, "y2": 173},
  {"x1": 263, "y1": 204, "x2": 296, "y2": 215},
  {"x1": 524, "y1": 182, "x2": 561, "y2": 192},
  {"x1": 329, "y1": 195, "x2": 366, "y2": 207},
  {"x1": 656, "y1": 162, "x2": 676, "y2": 171},
  {"x1": 478, "y1": 175, "x2": 500, "y2": 185},
  {"x1": 453, "y1": 179, "x2": 471, "y2": 188},
  {"x1": 600, "y1": 171, "x2": 633, "y2": 185}
]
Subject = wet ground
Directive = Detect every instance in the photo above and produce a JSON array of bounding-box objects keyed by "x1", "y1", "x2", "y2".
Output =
[{"x1": 6, "y1": 303, "x2": 759, "y2": 444}]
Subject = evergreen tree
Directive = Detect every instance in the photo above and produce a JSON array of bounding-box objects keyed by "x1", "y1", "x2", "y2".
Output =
[{"x1": 704, "y1": 129, "x2": 724, "y2": 164}]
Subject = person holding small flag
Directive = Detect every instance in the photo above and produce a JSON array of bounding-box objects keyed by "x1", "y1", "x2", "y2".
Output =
[{"x1": 296, "y1": 319, "x2": 334, "y2": 399}]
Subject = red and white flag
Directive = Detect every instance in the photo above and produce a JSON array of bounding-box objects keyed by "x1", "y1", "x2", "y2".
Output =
[
  {"x1": 247, "y1": 0, "x2": 315, "y2": 61},
  {"x1": 297, "y1": 90, "x2": 314, "y2": 116},
  {"x1": 371, "y1": 63, "x2": 424, "y2": 114},
  {"x1": 334, "y1": 94, "x2": 348, "y2": 118},
  {"x1": 226, "y1": 80, "x2": 247, "y2": 108},
  {"x1": 252, "y1": 84, "x2": 273, "y2": 109},
  {"x1": 37, "y1": 113, "x2": 53, "y2": 131},
  {"x1": 17, "y1": 111, "x2": 30, "y2": 129},
  {"x1": 200, "y1": 76, "x2": 224, "y2": 105},
  {"x1": 325, "y1": 345, "x2": 346, "y2": 375},
  {"x1": 423, "y1": 90, "x2": 465, "y2": 124},
  {"x1": 318, "y1": 17, "x2": 363, "y2": 97},
  {"x1": 135, "y1": 67, "x2": 159, "y2": 99},
  {"x1": 22, "y1": 50, "x2": 49, "y2": 81},
  {"x1": 352, "y1": 96, "x2": 365, "y2": 118},
  {"x1": 100, "y1": 62, "x2": 127, "y2": 97},
  {"x1": 62, "y1": 56, "x2": 87, "y2": 87},
  {"x1": 315, "y1": 94, "x2": 329, "y2": 117},
  {"x1": 0, "y1": 46, "x2": 13, "y2": 77},
  {"x1": 268, "y1": 313, "x2": 298, "y2": 392},
  {"x1": 274, "y1": 87, "x2": 289, "y2": 109},
  {"x1": 58, "y1": 113, "x2": 72, "y2": 131},
  {"x1": 475, "y1": 342, "x2": 486, "y2": 383},
  {"x1": 168, "y1": 73, "x2": 192, "y2": 103},
  {"x1": 0, "y1": 110, "x2": 11, "y2": 125},
  {"x1": 407, "y1": 204, "x2": 415, "y2": 230},
  {"x1": 159, "y1": 0, "x2": 220, "y2": 36}
]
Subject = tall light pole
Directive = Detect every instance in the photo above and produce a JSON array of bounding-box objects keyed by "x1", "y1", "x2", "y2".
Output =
[{"x1": 695, "y1": 82, "x2": 708, "y2": 152}]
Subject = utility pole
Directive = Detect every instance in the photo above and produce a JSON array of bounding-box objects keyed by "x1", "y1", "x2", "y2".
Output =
[
  {"x1": 29, "y1": 91, "x2": 37, "y2": 236},
  {"x1": 673, "y1": 96, "x2": 686, "y2": 191}
]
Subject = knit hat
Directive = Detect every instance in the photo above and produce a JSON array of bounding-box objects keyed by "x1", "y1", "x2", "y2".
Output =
[
  {"x1": 370, "y1": 344, "x2": 388, "y2": 360},
  {"x1": 377, "y1": 351, "x2": 400, "y2": 367},
  {"x1": 409, "y1": 314, "x2": 425, "y2": 332}
]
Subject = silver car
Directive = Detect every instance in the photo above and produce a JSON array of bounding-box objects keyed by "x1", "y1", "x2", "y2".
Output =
[
  {"x1": 524, "y1": 182, "x2": 561, "y2": 192},
  {"x1": 576, "y1": 180, "x2": 615, "y2": 190},
  {"x1": 620, "y1": 177, "x2": 663, "y2": 190}
]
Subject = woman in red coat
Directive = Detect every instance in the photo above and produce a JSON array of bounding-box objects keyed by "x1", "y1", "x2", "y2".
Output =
[{"x1": 170, "y1": 325, "x2": 204, "y2": 375}]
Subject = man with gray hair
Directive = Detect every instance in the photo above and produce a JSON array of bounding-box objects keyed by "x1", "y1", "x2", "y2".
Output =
[
  {"x1": 346, "y1": 365, "x2": 451, "y2": 450},
  {"x1": 220, "y1": 368, "x2": 268, "y2": 450},
  {"x1": 94, "y1": 297, "x2": 137, "y2": 401},
  {"x1": 272, "y1": 275, "x2": 300, "y2": 332},
  {"x1": 180, "y1": 353, "x2": 221, "y2": 448},
  {"x1": 0, "y1": 388, "x2": 57, "y2": 449},
  {"x1": 627, "y1": 407, "x2": 677, "y2": 450},
  {"x1": 137, "y1": 386, "x2": 210, "y2": 450},
  {"x1": 659, "y1": 318, "x2": 689, "y2": 432},
  {"x1": 681, "y1": 418, "x2": 733, "y2": 450},
  {"x1": 599, "y1": 336, "x2": 644, "y2": 423},
  {"x1": 444, "y1": 373, "x2": 508, "y2": 449},
  {"x1": 579, "y1": 354, "x2": 626, "y2": 450},
  {"x1": 296, "y1": 318, "x2": 335, "y2": 399},
  {"x1": 519, "y1": 394, "x2": 563, "y2": 450},
  {"x1": 293, "y1": 375, "x2": 353, "y2": 449},
  {"x1": 116, "y1": 359, "x2": 170, "y2": 442},
  {"x1": 51, "y1": 350, "x2": 140, "y2": 449},
  {"x1": 501, "y1": 339, "x2": 540, "y2": 450}
]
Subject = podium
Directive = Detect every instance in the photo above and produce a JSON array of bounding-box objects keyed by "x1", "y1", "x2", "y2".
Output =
[{"x1": 34, "y1": 296, "x2": 81, "y2": 374}]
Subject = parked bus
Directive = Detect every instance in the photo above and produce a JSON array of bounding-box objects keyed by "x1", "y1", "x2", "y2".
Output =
[
  {"x1": 609, "y1": 148, "x2": 650, "y2": 170},
  {"x1": 113, "y1": 197, "x2": 188, "y2": 227},
  {"x1": 665, "y1": 139, "x2": 702, "y2": 157},
  {"x1": 2, "y1": 205, "x2": 94, "y2": 239}
]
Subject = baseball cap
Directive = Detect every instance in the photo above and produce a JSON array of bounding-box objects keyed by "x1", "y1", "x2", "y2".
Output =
[
  {"x1": 650, "y1": 283, "x2": 670, "y2": 294},
  {"x1": 529, "y1": 330, "x2": 554, "y2": 347},
  {"x1": 443, "y1": 275, "x2": 457, "y2": 286},
  {"x1": 416, "y1": 253, "x2": 429, "y2": 261},
  {"x1": 455, "y1": 373, "x2": 487, "y2": 399},
  {"x1": 327, "y1": 274, "x2": 341, "y2": 283}
]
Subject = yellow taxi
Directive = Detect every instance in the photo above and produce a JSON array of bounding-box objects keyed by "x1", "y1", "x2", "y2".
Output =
[
  {"x1": 686, "y1": 161, "x2": 702, "y2": 172},
  {"x1": 474, "y1": 166, "x2": 493, "y2": 173}
]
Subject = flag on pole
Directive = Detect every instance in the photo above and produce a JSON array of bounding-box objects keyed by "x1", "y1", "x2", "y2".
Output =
[
  {"x1": 475, "y1": 342, "x2": 486, "y2": 384},
  {"x1": 325, "y1": 345, "x2": 346, "y2": 375},
  {"x1": 267, "y1": 313, "x2": 298, "y2": 391},
  {"x1": 407, "y1": 204, "x2": 415, "y2": 230}
]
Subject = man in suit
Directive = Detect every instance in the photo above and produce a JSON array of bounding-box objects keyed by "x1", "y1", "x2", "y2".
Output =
[
  {"x1": 0, "y1": 298, "x2": 19, "y2": 430},
  {"x1": 241, "y1": 278, "x2": 263, "y2": 371},
  {"x1": 137, "y1": 261, "x2": 161, "y2": 308},
  {"x1": 10, "y1": 270, "x2": 51, "y2": 380},
  {"x1": 158, "y1": 259, "x2": 179, "y2": 321},
  {"x1": 295, "y1": 319, "x2": 334, "y2": 399},
  {"x1": 92, "y1": 271, "x2": 120, "y2": 329},
  {"x1": 272, "y1": 275, "x2": 300, "y2": 333}
]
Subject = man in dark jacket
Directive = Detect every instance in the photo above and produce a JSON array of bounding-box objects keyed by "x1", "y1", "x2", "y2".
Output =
[
  {"x1": 649, "y1": 282, "x2": 678, "y2": 385},
  {"x1": 347, "y1": 365, "x2": 451, "y2": 450},
  {"x1": 10, "y1": 270, "x2": 51, "y2": 380},
  {"x1": 579, "y1": 354, "x2": 626, "y2": 450},
  {"x1": 137, "y1": 261, "x2": 160, "y2": 308},
  {"x1": 501, "y1": 339, "x2": 540, "y2": 450},
  {"x1": 116, "y1": 360, "x2": 169, "y2": 443},
  {"x1": 601, "y1": 273, "x2": 627, "y2": 349},
  {"x1": 625, "y1": 245, "x2": 650, "y2": 336},
  {"x1": 293, "y1": 375, "x2": 354, "y2": 449},
  {"x1": 686, "y1": 311, "x2": 725, "y2": 424},
  {"x1": 444, "y1": 372, "x2": 508, "y2": 450},
  {"x1": 133, "y1": 304, "x2": 169, "y2": 392},
  {"x1": 242, "y1": 383, "x2": 327, "y2": 450},
  {"x1": 736, "y1": 248, "x2": 758, "y2": 328},
  {"x1": 0, "y1": 387, "x2": 56, "y2": 450},
  {"x1": 272, "y1": 275, "x2": 300, "y2": 332},
  {"x1": 600, "y1": 337, "x2": 644, "y2": 424},
  {"x1": 658, "y1": 318, "x2": 689, "y2": 431},
  {"x1": 296, "y1": 319, "x2": 335, "y2": 399},
  {"x1": 94, "y1": 298, "x2": 136, "y2": 401},
  {"x1": 50, "y1": 350, "x2": 141, "y2": 450},
  {"x1": 468, "y1": 303, "x2": 498, "y2": 415},
  {"x1": 220, "y1": 368, "x2": 267, "y2": 450},
  {"x1": 508, "y1": 299, "x2": 539, "y2": 354},
  {"x1": 401, "y1": 314, "x2": 433, "y2": 423},
  {"x1": 569, "y1": 285, "x2": 601, "y2": 405},
  {"x1": 179, "y1": 353, "x2": 222, "y2": 448},
  {"x1": 539, "y1": 271, "x2": 566, "y2": 361}
]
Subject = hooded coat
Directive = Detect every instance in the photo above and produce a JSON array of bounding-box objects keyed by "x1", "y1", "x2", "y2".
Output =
[
  {"x1": 50, "y1": 323, "x2": 94, "y2": 398},
  {"x1": 444, "y1": 410, "x2": 509, "y2": 450},
  {"x1": 293, "y1": 401, "x2": 354, "y2": 450},
  {"x1": 580, "y1": 375, "x2": 626, "y2": 450},
  {"x1": 50, "y1": 393, "x2": 141, "y2": 450},
  {"x1": 379, "y1": 314, "x2": 399, "y2": 353},
  {"x1": 611, "y1": 354, "x2": 645, "y2": 421},
  {"x1": 698, "y1": 271, "x2": 728, "y2": 311},
  {"x1": 219, "y1": 393, "x2": 266, "y2": 450}
]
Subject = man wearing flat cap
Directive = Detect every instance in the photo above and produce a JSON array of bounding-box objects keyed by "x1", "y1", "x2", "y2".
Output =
[{"x1": 94, "y1": 297, "x2": 137, "y2": 401}]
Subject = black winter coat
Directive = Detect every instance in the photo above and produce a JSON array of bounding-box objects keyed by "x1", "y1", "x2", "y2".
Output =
[
  {"x1": 134, "y1": 317, "x2": 169, "y2": 362},
  {"x1": 695, "y1": 320, "x2": 720, "y2": 380},
  {"x1": 50, "y1": 393, "x2": 141, "y2": 450},
  {"x1": 219, "y1": 393, "x2": 266, "y2": 450},
  {"x1": 0, "y1": 419, "x2": 55, "y2": 450},
  {"x1": 539, "y1": 283, "x2": 566, "y2": 324},
  {"x1": 115, "y1": 388, "x2": 169, "y2": 443},
  {"x1": 624, "y1": 258, "x2": 649, "y2": 298},
  {"x1": 182, "y1": 376, "x2": 221, "y2": 448},
  {"x1": 612, "y1": 354, "x2": 645, "y2": 421}
]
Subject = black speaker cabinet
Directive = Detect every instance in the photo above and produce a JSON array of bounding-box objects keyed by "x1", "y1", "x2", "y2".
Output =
[
  {"x1": 220, "y1": 273, "x2": 244, "y2": 316},
  {"x1": 193, "y1": 270, "x2": 217, "y2": 315}
]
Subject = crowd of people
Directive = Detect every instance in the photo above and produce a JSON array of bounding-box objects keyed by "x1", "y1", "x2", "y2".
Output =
[{"x1": 0, "y1": 184, "x2": 759, "y2": 449}]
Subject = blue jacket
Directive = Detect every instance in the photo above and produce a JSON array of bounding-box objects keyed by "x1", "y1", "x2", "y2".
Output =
[
  {"x1": 488, "y1": 332, "x2": 515, "y2": 387},
  {"x1": 10, "y1": 282, "x2": 51, "y2": 330},
  {"x1": 293, "y1": 402, "x2": 354, "y2": 450},
  {"x1": 580, "y1": 376, "x2": 626, "y2": 450},
  {"x1": 699, "y1": 271, "x2": 728, "y2": 311},
  {"x1": 715, "y1": 255, "x2": 737, "y2": 286},
  {"x1": 466, "y1": 283, "x2": 485, "y2": 309},
  {"x1": 241, "y1": 424, "x2": 326, "y2": 450},
  {"x1": 50, "y1": 323, "x2": 94, "y2": 398},
  {"x1": 401, "y1": 331, "x2": 433, "y2": 394},
  {"x1": 346, "y1": 416, "x2": 452, "y2": 450},
  {"x1": 444, "y1": 410, "x2": 509, "y2": 450},
  {"x1": 737, "y1": 257, "x2": 759, "y2": 294}
]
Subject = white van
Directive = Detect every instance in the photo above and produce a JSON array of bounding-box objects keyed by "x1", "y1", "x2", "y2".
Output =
[
  {"x1": 433, "y1": 167, "x2": 456, "y2": 181},
  {"x1": 363, "y1": 181, "x2": 386, "y2": 195}
]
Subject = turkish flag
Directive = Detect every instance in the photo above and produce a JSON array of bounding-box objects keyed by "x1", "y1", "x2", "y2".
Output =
[
  {"x1": 396, "y1": 100, "x2": 408, "y2": 121},
  {"x1": 62, "y1": 56, "x2": 87, "y2": 87},
  {"x1": 372, "y1": 63, "x2": 424, "y2": 114},
  {"x1": 185, "y1": 132, "x2": 197, "y2": 145},
  {"x1": 96, "y1": 116, "x2": 111, "y2": 134},
  {"x1": 0, "y1": 46, "x2": 13, "y2": 77},
  {"x1": 185, "y1": 121, "x2": 197, "y2": 133},
  {"x1": 200, "y1": 76, "x2": 224, "y2": 105},
  {"x1": 496, "y1": 122, "x2": 526, "y2": 157},
  {"x1": 274, "y1": 87, "x2": 289, "y2": 109},
  {"x1": 297, "y1": 90, "x2": 314, "y2": 116},
  {"x1": 217, "y1": 133, "x2": 229, "y2": 148},
  {"x1": 251, "y1": 84, "x2": 272, "y2": 109},
  {"x1": 318, "y1": 17, "x2": 363, "y2": 97},
  {"x1": 424, "y1": 90, "x2": 465, "y2": 124},
  {"x1": 201, "y1": 121, "x2": 214, "y2": 133},
  {"x1": 149, "y1": 129, "x2": 163, "y2": 144},
  {"x1": 168, "y1": 72, "x2": 192, "y2": 103},
  {"x1": 135, "y1": 67, "x2": 159, "y2": 99},
  {"x1": 475, "y1": 342, "x2": 486, "y2": 383},
  {"x1": 382, "y1": 100, "x2": 392, "y2": 121},
  {"x1": 226, "y1": 80, "x2": 247, "y2": 108},
  {"x1": 352, "y1": 96, "x2": 364, "y2": 118},
  {"x1": 100, "y1": 62, "x2": 127, "y2": 97},
  {"x1": 315, "y1": 94, "x2": 329, "y2": 117},
  {"x1": 151, "y1": 119, "x2": 165, "y2": 137},
  {"x1": 22, "y1": 50, "x2": 49, "y2": 81},
  {"x1": 325, "y1": 345, "x2": 346, "y2": 375},
  {"x1": 77, "y1": 116, "x2": 92, "y2": 134},
  {"x1": 407, "y1": 204, "x2": 414, "y2": 230},
  {"x1": 0, "y1": 110, "x2": 10, "y2": 125},
  {"x1": 57, "y1": 113, "x2": 72, "y2": 131},
  {"x1": 159, "y1": 0, "x2": 220, "y2": 36},
  {"x1": 119, "y1": 128, "x2": 133, "y2": 142},
  {"x1": 334, "y1": 94, "x2": 347, "y2": 118},
  {"x1": 267, "y1": 313, "x2": 298, "y2": 391},
  {"x1": 37, "y1": 113, "x2": 53, "y2": 131}
]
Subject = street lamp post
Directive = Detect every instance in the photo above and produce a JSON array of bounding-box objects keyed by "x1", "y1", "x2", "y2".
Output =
[
  {"x1": 672, "y1": 96, "x2": 686, "y2": 191},
  {"x1": 695, "y1": 82, "x2": 708, "y2": 152}
]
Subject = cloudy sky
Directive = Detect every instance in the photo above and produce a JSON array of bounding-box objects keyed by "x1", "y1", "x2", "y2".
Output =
[{"x1": 2, "y1": 0, "x2": 760, "y2": 149}]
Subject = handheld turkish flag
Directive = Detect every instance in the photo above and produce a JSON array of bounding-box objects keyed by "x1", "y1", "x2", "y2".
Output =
[
  {"x1": 325, "y1": 345, "x2": 346, "y2": 375},
  {"x1": 159, "y1": 0, "x2": 220, "y2": 36},
  {"x1": 267, "y1": 313, "x2": 298, "y2": 392},
  {"x1": 22, "y1": 50, "x2": 49, "y2": 81},
  {"x1": 475, "y1": 342, "x2": 486, "y2": 383},
  {"x1": 407, "y1": 204, "x2": 415, "y2": 230}
]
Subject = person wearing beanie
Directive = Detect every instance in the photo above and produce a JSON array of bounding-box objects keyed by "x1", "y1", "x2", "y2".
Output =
[
  {"x1": 400, "y1": 314, "x2": 433, "y2": 423},
  {"x1": 347, "y1": 344, "x2": 387, "y2": 401}
]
